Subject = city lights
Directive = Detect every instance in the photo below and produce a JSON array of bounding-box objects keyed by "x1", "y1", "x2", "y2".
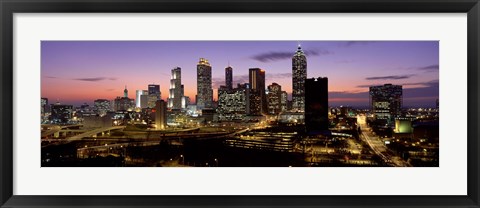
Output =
[{"x1": 41, "y1": 41, "x2": 439, "y2": 167}]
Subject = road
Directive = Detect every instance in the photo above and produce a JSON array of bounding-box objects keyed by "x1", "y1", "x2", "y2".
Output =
[{"x1": 357, "y1": 115, "x2": 410, "y2": 167}]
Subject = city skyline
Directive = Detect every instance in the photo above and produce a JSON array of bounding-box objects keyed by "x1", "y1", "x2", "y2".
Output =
[{"x1": 41, "y1": 41, "x2": 439, "y2": 107}]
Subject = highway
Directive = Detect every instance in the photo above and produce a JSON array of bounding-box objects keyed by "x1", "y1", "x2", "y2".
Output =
[
  {"x1": 357, "y1": 115, "x2": 410, "y2": 167},
  {"x1": 66, "y1": 126, "x2": 126, "y2": 141}
]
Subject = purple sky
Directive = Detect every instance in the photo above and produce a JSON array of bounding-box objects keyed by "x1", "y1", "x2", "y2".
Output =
[{"x1": 41, "y1": 41, "x2": 439, "y2": 107}]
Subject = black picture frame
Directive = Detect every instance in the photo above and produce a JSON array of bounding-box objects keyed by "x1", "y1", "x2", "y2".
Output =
[{"x1": 1, "y1": 0, "x2": 479, "y2": 207}]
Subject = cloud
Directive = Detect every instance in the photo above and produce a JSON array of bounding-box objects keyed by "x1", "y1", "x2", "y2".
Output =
[
  {"x1": 251, "y1": 49, "x2": 332, "y2": 63},
  {"x1": 341, "y1": 41, "x2": 376, "y2": 47},
  {"x1": 44, "y1": 76, "x2": 57, "y2": 79},
  {"x1": 72, "y1": 77, "x2": 117, "y2": 82},
  {"x1": 338, "y1": 80, "x2": 439, "y2": 107},
  {"x1": 356, "y1": 80, "x2": 438, "y2": 89},
  {"x1": 417, "y1": 64, "x2": 439, "y2": 72},
  {"x1": 365, "y1": 74, "x2": 415, "y2": 80}
]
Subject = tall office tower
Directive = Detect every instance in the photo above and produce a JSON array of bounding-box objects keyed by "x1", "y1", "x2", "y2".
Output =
[
  {"x1": 225, "y1": 65, "x2": 233, "y2": 90},
  {"x1": 196, "y1": 58, "x2": 213, "y2": 109},
  {"x1": 280, "y1": 91, "x2": 288, "y2": 112},
  {"x1": 135, "y1": 90, "x2": 146, "y2": 108},
  {"x1": 217, "y1": 84, "x2": 248, "y2": 121},
  {"x1": 292, "y1": 44, "x2": 307, "y2": 112},
  {"x1": 248, "y1": 68, "x2": 266, "y2": 115},
  {"x1": 50, "y1": 103, "x2": 73, "y2": 124},
  {"x1": 148, "y1": 84, "x2": 161, "y2": 108},
  {"x1": 181, "y1": 96, "x2": 190, "y2": 109},
  {"x1": 369, "y1": 84, "x2": 403, "y2": 123},
  {"x1": 41, "y1": 98, "x2": 48, "y2": 115},
  {"x1": 168, "y1": 67, "x2": 183, "y2": 109},
  {"x1": 155, "y1": 100, "x2": 167, "y2": 130},
  {"x1": 267, "y1": 83, "x2": 282, "y2": 115},
  {"x1": 94, "y1": 99, "x2": 112, "y2": 117},
  {"x1": 305, "y1": 77, "x2": 329, "y2": 132}
]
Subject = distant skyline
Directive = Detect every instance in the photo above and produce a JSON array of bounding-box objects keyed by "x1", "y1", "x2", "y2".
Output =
[{"x1": 41, "y1": 41, "x2": 439, "y2": 107}]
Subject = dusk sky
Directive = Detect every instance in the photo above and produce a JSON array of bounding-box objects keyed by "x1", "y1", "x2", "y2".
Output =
[{"x1": 41, "y1": 41, "x2": 439, "y2": 107}]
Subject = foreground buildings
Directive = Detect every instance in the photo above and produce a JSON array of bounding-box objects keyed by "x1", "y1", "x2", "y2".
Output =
[
  {"x1": 305, "y1": 77, "x2": 329, "y2": 132},
  {"x1": 369, "y1": 84, "x2": 403, "y2": 124}
]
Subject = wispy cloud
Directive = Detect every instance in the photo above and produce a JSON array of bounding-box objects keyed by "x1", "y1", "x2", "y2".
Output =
[
  {"x1": 72, "y1": 77, "x2": 117, "y2": 82},
  {"x1": 251, "y1": 49, "x2": 332, "y2": 63},
  {"x1": 417, "y1": 64, "x2": 439, "y2": 72},
  {"x1": 356, "y1": 79, "x2": 439, "y2": 89},
  {"x1": 44, "y1": 76, "x2": 58, "y2": 79},
  {"x1": 341, "y1": 41, "x2": 376, "y2": 47},
  {"x1": 365, "y1": 74, "x2": 415, "y2": 80}
]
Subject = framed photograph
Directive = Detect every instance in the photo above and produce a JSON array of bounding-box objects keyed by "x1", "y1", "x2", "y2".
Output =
[{"x1": 1, "y1": 0, "x2": 479, "y2": 207}]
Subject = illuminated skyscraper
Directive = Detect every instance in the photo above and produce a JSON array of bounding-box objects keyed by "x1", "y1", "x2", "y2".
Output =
[
  {"x1": 168, "y1": 67, "x2": 183, "y2": 109},
  {"x1": 196, "y1": 58, "x2": 213, "y2": 109},
  {"x1": 305, "y1": 77, "x2": 329, "y2": 132},
  {"x1": 225, "y1": 65, "x2": 233, "y2": 90},
  {"x1": 267, "y1": 83, "x2": 282, "y2": 115},
  {"x1": 280, "y1": 91, "x2": 288, "y2": 112},
  {"x1": 292, "y1": 44, "x2": 307, "y2": 112},
  {"x1": 135, "y1": 90, "x2": 148, "y2": 108},
  {"x1": 369, "y1": 84, "x2": 403, "y2": 123},
  {"x1": 248, "y1": 68, "x2": 266, "y2": 115},
  {"x1": 148, "y1": 84, "x2": 161, "y2": 108}
]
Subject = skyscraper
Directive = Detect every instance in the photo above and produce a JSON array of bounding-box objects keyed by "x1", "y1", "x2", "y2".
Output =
[
  {"x1": 135, "y1": 90, "x2": 147, "y2": 108},
  {"x1": 155, "y1": 100, "x2": 167, "y2": 130},
  {"x1": 168, "y1": 67, "x2": 183, "y2": 109},
  {"x1": 292, "y1": 44, "x2": 307, "y2": 112},
  {"x1": 148, "y1": 84, "x2": 161, "y2": 108},
  {"x1": 248, "y1": 68, "x2": 266, "y2": 115},
  {"x1": 267, "y1": 83, "x2": 282, "y2": 115},
  {"x1": 305, "y1": 77, "x2": 329, "y2": 132},
  {"x1": 225, "y1": 65, "x2": 233, "y2": 90},
  {"x1": 280, "y1": 91, "x2": 288, "y2": 112},
  {"x1": 369, "y1": 84, "x2": 403, "y2": 123},
  {"x1": 196, "y1": 58, "x2": 213, "y2": 109}
]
